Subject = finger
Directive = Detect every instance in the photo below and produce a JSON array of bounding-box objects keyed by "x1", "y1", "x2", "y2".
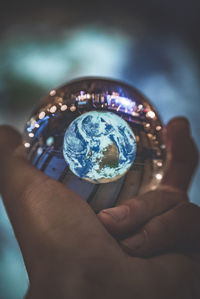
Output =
[
  {"x1": 97, "y1": 189, "x2": 187, "y2": 237},
  {"x1": 120, "y1": 201, "x2": 200, "y2": 257},
  {"x1": 160, "y1": 117, "x2": 199, "y2": 192}
]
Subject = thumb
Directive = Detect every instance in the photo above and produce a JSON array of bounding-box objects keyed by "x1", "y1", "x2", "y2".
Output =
[
  {"x1": 120, "y1": 201, "x2": 200, "y2": 257},
  {"x1": 97, "y1": 189, "x2": 186, "y2": 237},
  {"x1": 0, "y1": 125, "x2": 22, "y2": 153},
  {"x1": 160, "y1": 117, "x2": 199, "y2": 191}
]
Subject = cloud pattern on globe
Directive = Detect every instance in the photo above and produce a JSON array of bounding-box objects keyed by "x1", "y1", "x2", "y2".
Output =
[{"x1": 63, "y1": 111, "x2": 137, "y2": 183}]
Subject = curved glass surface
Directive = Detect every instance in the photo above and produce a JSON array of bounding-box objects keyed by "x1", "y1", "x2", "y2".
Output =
[{"x1": 24, "y1": 77, "x2": 166, "y2": 212}]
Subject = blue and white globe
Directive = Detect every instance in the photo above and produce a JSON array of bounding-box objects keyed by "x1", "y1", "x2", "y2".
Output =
[{"x1": 63, "y1": 111, "x2": 137, "y2": 183}]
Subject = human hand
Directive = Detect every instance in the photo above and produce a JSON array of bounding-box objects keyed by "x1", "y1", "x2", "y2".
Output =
[
  {"x1": 98, "y1": 118, "x2": 200, "y2": 256},
  {"x1": 0, "y1": 118, "x2": 200, "y2": 299},
  {"x1": 0, "y1": 126, "x2": 126, "y2": 298}
]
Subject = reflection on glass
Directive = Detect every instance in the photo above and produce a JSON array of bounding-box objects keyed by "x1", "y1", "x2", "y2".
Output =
[{"x1": 24, "y1": 77, "x2": 166, "y2": 212}]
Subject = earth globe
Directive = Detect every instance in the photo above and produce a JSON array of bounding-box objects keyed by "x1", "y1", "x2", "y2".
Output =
[{"x1": 24, "y1": 77, "x2": 166, "y2": 213}]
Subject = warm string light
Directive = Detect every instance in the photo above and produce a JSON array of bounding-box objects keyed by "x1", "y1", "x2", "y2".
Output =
[
  {"x1": 70, "y1": 105, "x2": 76, "y2": 112},
  {"x1": 146, "y1": 110, "x2": 156, "y2": 119},
  {"x1": 39, "y1": 111, "x2": 46, "y2": 119},
  {"x1": 49, "y1": 90, "x2": 56, "y2": 96},
  {"x1": 61, "y1": 104, "x2": 67, "y2": 111},
  {"x1": 45, "y1": 93, "x2": 159, "y2": 132},
  {"x1": 157, "y1": 161, "x2": 163, "y2": 167},
  {"x1": 155, "y1": 173, "x2": 163, "y2": 180},
  {"x1": 156, "y1": 125, "x2": 162, "y2": 131},
  {"x1": 50, "y1": 105, "x2": 57, "y2": 113},
  {"x1": 24, "y1": 142, "x2": 30, "y2": 148}
]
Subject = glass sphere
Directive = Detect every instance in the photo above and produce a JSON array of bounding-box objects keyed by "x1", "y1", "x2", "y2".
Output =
[{"x1": 24, "y1": 77, "x2": 166, "y2": 213}]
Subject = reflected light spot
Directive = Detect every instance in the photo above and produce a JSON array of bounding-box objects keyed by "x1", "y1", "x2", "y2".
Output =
[
  {"x1": 37, "y1": 147, "x2": 43, "y2": 155},
  {"x1": 46, "y1": 137, "x2": 54, "y2": 146},
  {"x1": 50, "y1": 90, "x2": 56, "y2": 96},
  {"x1": 135, "y1": 136, "x2": 140, "y2": 142},
  {"x1": 157, "y1": 161, "x2": 163, "y2": 167},
  {"x1": 156, "y1": 125, "x2": 162, "y2": 131},
  {"x1": 156, "y1": 173, "x2": 163, "y2": 180},
  {"x1": 50, "y1": 106, "x2": 57, "y2": 113},
  {"x1": 132, "y1": 111, "x2": 139, "y2": 116},
  {"x1": 146, "y1": 110, "x2": 156, "y2": 119},
  {"x1": 117, "y1": 105, "x2": 121, "y2": 111},
  {"x1": 61, "y1": 105, "x2": 67, "y2": 111},
  {"x1": 70, "y1": 105, "x2": 76, "y2": 112},
  {"x1": 161, "y1": 144, "x2": 166, "y2": 149},
  {"x1": 24, "y1": 142, "x2": 30, "y2": 148},
  {"x1": 39, "y1": 111, "x2": 46, "y2": 119}
]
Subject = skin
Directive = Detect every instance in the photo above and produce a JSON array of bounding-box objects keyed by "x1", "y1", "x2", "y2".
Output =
[{"x1": 0, "y1": 117, "x2": 199, "y2": 299}]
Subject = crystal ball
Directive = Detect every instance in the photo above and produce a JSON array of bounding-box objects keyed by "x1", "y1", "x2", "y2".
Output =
[{"x1": 24, "y1": 77, "x2": 166, "y2": 212}]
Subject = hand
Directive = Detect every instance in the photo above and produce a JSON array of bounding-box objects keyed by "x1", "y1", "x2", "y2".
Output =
[
  {"x1": 98, "y1": 117, "x2": 200, "y2": 256},
  {"x1": 0, "y1": 118, "x2": 200, "y2": 299},
  {"x1": 0, "y1": 126, "x2": 126, "y2": 298}
]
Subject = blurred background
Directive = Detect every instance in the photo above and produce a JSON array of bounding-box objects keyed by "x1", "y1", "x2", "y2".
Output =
[{"x1": 0, "y1": 1, "x2": 200, "y2": 298}]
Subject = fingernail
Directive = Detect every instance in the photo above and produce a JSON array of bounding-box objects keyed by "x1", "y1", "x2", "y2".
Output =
[
  {"x1": 121, "y1": 233, "x2": 145, "y2": 251},
  {"x1": 101, "y1": 205, "x2": 129, "y2": 222}
]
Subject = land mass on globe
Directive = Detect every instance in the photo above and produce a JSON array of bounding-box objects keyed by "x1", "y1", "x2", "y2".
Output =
[{"x1": 63, "y1": 111, "x2": 136, "y2": 184}]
